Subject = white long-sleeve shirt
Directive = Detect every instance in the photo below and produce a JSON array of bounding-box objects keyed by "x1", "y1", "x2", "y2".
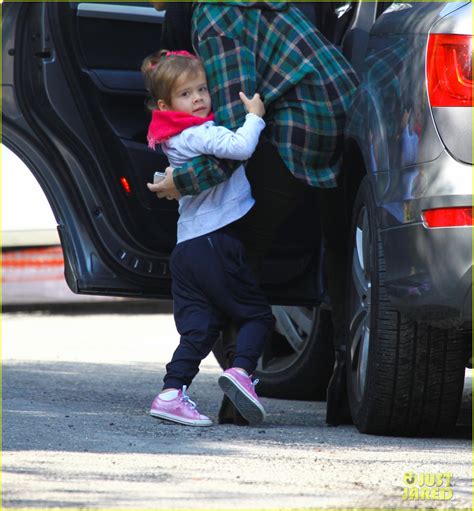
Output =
[{"x1": 162, "y1": 113, "x2": 265, "y2": 243}]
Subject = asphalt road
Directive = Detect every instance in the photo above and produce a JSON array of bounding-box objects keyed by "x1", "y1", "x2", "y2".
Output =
[{"x1": 3, "y1": 302, "x2": 472, "y2": 509}]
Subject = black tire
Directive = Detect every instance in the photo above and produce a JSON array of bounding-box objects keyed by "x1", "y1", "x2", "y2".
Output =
[
  {"x1": 213, "y1": 305, "x2": 334, "y2": 400},
  {"x1": 346, "y1": 177, "x2": 466, "y2": 436}
]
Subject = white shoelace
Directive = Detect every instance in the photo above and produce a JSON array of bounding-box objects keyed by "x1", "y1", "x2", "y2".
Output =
[
  {"x1": 180, "y1": 385, "x2": 197, "y2": 409},
  {"x1": 252, "y1": 378, "x2": 260, "y2": 388}
]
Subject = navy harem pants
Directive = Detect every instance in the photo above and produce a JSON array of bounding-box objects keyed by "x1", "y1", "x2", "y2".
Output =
[{"x1": 163, "y1": 228, "x2": 275, "y2": 390}]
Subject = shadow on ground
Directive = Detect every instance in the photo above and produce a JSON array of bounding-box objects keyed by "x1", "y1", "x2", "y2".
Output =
[{"x1": 3, "y1": 359, "x2": 471, "y2": 459}]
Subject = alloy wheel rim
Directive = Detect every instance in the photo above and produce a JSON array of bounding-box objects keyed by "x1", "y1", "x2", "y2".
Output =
[
  {"x1": 256, "y1": 305, "x2": 315, "y2": 374},
  {"x1": 349, "y1": 205, "x2": 372, "y2": 402}
]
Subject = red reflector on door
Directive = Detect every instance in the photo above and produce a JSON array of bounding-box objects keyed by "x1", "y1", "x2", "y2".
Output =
[
  {"x1": 120, "y1": 177, "x2": 132, "y2": 195},
  {"x1": 423, "y1": 207, "x2": 473, "y2": 228}
]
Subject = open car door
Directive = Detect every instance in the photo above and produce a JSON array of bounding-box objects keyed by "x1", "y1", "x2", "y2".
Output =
[{"x1": 3, "y1": 1, "x2": 324, "y2": 303}]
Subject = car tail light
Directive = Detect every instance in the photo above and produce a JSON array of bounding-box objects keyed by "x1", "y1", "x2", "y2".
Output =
[
  {"x1": 120, "y1": 176, "x2": 131, "y2": 195},
  {"x1": 423, "y1": 207, "x2": 473, "y2": 228},
  {"x1": 427, "y1": 34, "x2": 473, "y2": 107}
]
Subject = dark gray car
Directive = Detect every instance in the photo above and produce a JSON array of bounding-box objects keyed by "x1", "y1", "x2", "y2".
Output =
[
  {"x1": 2, "y1": 1, "x2": 471, "y2": 436},
  {"x1": 342, "y1": 1, "x2": 472, "y2": 435}
]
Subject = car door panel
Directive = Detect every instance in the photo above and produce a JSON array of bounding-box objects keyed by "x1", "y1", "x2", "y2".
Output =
[{"x1": 4, "y1": 1, "x2": 325, "y2": 304}]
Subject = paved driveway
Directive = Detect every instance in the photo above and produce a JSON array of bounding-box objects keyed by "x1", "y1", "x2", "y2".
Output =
[{"x1": 3, "y1": 303, "x2": 472, "y2": 508}]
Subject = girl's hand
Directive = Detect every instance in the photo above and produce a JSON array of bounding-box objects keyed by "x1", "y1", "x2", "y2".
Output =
[
  {"x1": 239, "y1": 92, "x2": 265, "y2": 118},
  {"x1": 147, "y1": 166, "x2": 181, "y2": 201}
]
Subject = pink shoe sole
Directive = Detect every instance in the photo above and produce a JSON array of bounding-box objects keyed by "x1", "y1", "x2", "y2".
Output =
[
  {"x1": 150, "y1": 409, "x2": 212, "y2": 427},
  {"x1": 218, "y1": 374, "x2": 266, "y2": 425}
]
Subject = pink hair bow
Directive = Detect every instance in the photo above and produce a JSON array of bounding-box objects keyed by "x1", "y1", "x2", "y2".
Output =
[{"x1": 165, "y1": 50, "x2": 198, "y2": 59}]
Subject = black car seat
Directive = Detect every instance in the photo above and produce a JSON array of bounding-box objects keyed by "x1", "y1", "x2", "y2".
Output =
[{"x1": 294, "y1": 2, "x2": 356, "y2": 46}]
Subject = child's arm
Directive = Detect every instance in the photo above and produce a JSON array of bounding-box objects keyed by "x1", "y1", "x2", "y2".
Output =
[
  {"x1": 205, "y1": 114, "x2": 265, "y2": 161},
  {"x1": 182, "y1": 93, "x2": 266, "y2": 162}
]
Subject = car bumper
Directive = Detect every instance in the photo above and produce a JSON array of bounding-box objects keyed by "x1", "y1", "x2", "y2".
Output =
[
  {"x1": 376, "y1": 153, "x2": 472, "y2": 330},
  {"x1": 381, "y1": 222, "x2": 471, "y2": 328}
]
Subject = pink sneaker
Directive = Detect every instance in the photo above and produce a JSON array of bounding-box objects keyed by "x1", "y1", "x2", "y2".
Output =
[
  {"x1": 150, "y1": 386, "x2": 212, "y2": 427},
  {"x1": 218, "y1": 368, "x2": 266, "y2": 425}
]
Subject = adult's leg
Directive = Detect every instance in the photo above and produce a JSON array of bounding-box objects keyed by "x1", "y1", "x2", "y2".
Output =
[{"x1": 236, "y1": 142, "x2": 308, "y2": 275}]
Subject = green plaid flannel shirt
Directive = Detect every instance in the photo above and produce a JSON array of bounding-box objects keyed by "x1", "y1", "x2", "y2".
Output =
[{"x1": 173, "y1": 2, "x2": 359, "y2": 195}]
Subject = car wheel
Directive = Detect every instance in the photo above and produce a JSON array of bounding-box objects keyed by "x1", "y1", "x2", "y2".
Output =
[
  {"x1": 347, "y1": 177, "x2": 466, "y2": 436},
  {"x1": 213, "y1": 305, "x2": 334, "y2": 400}
]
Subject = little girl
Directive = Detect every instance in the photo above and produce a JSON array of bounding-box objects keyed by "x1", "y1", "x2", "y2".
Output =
[{"x1": 142, "y1": 50, "x2": 274, "y2": 426}]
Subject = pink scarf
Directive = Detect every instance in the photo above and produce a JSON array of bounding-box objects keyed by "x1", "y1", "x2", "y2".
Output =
[{"x1": 147, "y1": 110, "x2": 215, "y2": 149}]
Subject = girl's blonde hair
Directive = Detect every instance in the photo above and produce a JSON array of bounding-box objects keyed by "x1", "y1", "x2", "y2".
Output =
[{"x1": 142, "y1": 50, "x2": 205, "y2": 111}]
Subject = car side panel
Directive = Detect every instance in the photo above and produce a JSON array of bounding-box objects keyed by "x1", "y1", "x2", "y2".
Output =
[{"x1": 345, "y1": 1, "x2": 472, "y2": 327}]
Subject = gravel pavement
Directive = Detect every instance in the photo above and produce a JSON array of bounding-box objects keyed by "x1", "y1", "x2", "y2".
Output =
[{"x1": 3, "y1": 303, "x2": 472, "y2": 509}]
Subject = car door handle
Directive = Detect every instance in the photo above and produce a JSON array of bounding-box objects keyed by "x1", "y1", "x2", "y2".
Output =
[{"x1": 77, "y1": 3, "x2": 165, "y2": 24}]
